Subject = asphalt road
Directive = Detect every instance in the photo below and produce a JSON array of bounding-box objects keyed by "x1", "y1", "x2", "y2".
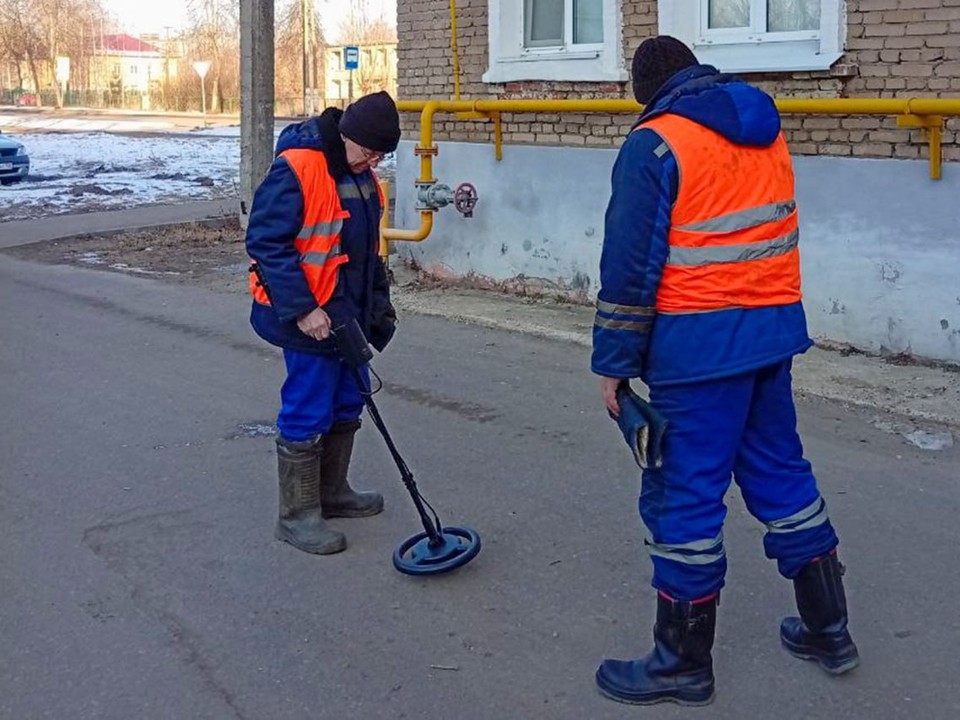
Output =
[{"x1": 1, "y1": 257, "x2": 958, "y2": 720}]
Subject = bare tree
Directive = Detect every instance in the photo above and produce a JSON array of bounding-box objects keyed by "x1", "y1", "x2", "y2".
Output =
[
  {"x1": 0, "y1": 0, "x2": 111, "y2": 106},
  {"x1": 186, "y1": 0, "x2": 240, "y2": 113},
  {"x1": 337, "y1": 0, "x2": 396, "y2": 45},
  {"x1": 37, "y1": 0, "x2": 66, "y2": 106},
  {"x1": 275, "y1": 0, "x2": 327, "y2": 115},
  {"x1": 336, "y1": 0, "x2": 396, "y2": 97},
  {"x1": 0, "y1": 0, "x2": 32, "y2": 91},
  {"x1": 0, "y1": 0, "x2": 47, "y2": 104}
]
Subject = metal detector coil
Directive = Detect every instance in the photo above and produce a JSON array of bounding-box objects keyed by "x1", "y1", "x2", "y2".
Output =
[{"x1": 333, "y1": 320, "x2": 482, "y2": 576}]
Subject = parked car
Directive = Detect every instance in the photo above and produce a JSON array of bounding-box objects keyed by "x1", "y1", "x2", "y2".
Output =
[{"x1": 0, "y1": 132, "x2": 29, "y2": 185}]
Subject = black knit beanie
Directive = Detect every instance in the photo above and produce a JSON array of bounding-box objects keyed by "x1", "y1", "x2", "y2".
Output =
[
  {"x1": 338, "y1": 91, "x2": 401, "y2": 153},
  {"x1": 631, "y1": 36, "x2": 699, "y2": 105}
]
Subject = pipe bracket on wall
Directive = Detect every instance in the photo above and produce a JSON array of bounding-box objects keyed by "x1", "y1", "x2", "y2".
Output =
[
  {"x1": 896, "y1": 114, "x2": 945, "y2": 180},
  {"x1": 451, "y1": 111, "x2": 502, "y2": 161}
]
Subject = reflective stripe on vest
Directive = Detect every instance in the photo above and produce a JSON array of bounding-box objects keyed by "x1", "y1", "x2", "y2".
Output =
[
  {"x1": 336, "y1": 179, "x2": 378, "y2": 201},
  {"x1": 639, "y1": 113, "x2": 802, "y2": 314},
  {"x1": 249, "y1": 148, "x2": 350, "y2": 307},
  {"x1": 296, "y1": 219, "x2": 344, "y2": 240}
]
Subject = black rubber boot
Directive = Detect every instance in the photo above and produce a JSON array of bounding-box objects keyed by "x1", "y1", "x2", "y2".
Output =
[
  {"x1": 781, "y1": 552, "x2": 860, "y2": 674},
  {"x1": 320, "y1": 420, "x2": 384, "y2": 519},
  {"x1": 275, "y1": 436, "x2": 346, "y2": 554},
  {"x1": 596, "y1": 593, "x2": 717, "y2": 706},
  {"x1": 780, "y1": 552, "x2": 860, "y2": 675}
]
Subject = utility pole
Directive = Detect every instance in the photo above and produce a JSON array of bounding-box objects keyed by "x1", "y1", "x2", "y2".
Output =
[
  {"x1": 240, "y1": 0, "x2": 275, "y2": 230},
  {"x1": 301, "y1": 0, "x2": 312, "y2": 116},
  {"x1": 309, "y1": 0, "x2": 320, "y2": 113}
]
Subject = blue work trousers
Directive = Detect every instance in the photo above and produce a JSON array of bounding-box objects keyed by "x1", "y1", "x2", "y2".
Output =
[
  {"x1": 640, "y1": 359, "x2": 839, "y2": 600},
  {"x1": 276, "y1": 350, "x2": 369, "y2": 442}
]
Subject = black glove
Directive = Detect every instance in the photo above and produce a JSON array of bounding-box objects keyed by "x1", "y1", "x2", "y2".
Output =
[{"x1": 368, "y1": 301, "x2": 397, "y2": 352}]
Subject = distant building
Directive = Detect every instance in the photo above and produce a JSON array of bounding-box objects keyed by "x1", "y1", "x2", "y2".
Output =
[
  {"x1": 2, "y1": 32, "x2": 184, "y2": 107},
  {"x1": 89, "y1": 34, "x2": 183, "y2": 108},
  {"x1": 325, "y1": 43, "x2": 397, "y2": 106}
]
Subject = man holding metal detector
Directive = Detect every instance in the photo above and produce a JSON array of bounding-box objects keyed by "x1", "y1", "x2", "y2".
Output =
[
  {"x1": 592, "y1": 37, "x2": 858, "y2": 706},
  {"x1": 246, "y1": 92, "x2": 400, "y2": 556}
]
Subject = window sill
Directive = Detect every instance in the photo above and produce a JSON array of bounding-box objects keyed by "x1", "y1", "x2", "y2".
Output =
[
  {"x1": 483, "y1": 54, "x2": 628, "y2": 83},
  {"x1": 694, "y1": 41, "x2": 844, "y2": 74}
]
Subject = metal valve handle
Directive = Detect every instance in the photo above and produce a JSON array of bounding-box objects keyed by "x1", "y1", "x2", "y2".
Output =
[{"x1": 454, "y1": 182, "x2": 479, "y2": 218}]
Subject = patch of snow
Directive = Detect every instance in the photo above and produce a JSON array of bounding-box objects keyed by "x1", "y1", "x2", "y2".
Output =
[
  {"x1": 0, "y1": 116, "x2": 179, "y2": 133},
  {"x1": 0, "y1": 131, "x2": 240, "y2": 220},
  {"x1": 904, "y1": 429, "x2": 954, "y2": 451},
  {"x1": 108, "y1": 263, "x2": 180, "y2": 276},
  {"x1": 873, "y1": 416, "x2": 954, "y2": 451},
  {"x1": 232, "y1": 423, "x2": 277, "y2": 439},
  {"x1": 0, "y1": 123, "x2": 399, "y2": 221}
]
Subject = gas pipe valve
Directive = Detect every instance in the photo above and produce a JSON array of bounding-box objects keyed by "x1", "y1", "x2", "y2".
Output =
[
  {"x1": 454, "y1": 183, "x2": 479, "y2": 218},
  {"x1": 416, "y1": 182, "x2": 454, "y2": 211},
  {"x1": 416, "y1": 181, "x2": 480, "y2": 218}
]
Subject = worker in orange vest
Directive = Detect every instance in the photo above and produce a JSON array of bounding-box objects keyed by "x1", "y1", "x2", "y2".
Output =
[
  {"x1": 592, "y1": 37, "x2": 858, "y2": 705},
  {"x1": 246, "y1": 92, "x2": 400, "y2": 555}
]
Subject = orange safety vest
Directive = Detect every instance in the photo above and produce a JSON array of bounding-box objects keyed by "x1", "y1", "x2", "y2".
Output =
[
  {"x1": 250, "y1": 149, "x2": 383, "y2": 308},
  {"x1": 638, "y1": 114, "x2": 802, "y2": 315}
]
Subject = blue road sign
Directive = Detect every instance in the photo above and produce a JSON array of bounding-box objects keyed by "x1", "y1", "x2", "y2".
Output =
[{"x1": 345, "y1": 46, "x2": 360, "y2": 71}]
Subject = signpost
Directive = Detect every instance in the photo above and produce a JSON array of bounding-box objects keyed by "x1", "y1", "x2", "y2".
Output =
[
  {"x1": 55, "y1": 57, "x2": 70, "y2": 109},
  {"x1": 193, "y1": 61, "x2": 211, "y2": 126},
  {"x1": 344, "y1": 45, "x2": 359, "y2": 104}
]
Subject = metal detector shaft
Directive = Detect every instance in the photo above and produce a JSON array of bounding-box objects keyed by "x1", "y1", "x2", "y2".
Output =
[{"x1": 349, "y1": 365, "x2": 443, "y2": 542}]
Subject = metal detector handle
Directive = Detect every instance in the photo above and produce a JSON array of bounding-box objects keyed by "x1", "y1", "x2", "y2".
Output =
[
  {"x1": 333, "y1": 318, "x2": 374, "y2": 368},
  {"x1": 333, "y1": 319, "x2": 444, "y2": 542}
]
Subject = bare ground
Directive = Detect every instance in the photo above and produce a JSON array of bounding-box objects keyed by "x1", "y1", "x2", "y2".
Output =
[{"x1": 3, "y1": 220, "x2": 250, "y2": 295}]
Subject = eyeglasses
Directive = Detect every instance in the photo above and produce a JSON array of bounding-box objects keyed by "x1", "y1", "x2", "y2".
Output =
[{"x1": 359, "y1": 146, "x2": 386, "y2": 164}]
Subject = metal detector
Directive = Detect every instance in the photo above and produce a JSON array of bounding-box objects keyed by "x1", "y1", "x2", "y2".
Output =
[{"x1": 334, "y1": 319, "x2": 482, "y2": 576}]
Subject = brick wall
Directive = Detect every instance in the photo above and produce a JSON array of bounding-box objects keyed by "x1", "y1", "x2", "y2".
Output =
[{"x1": 396, "y1": 0, "x2": 960, "y2": 160}]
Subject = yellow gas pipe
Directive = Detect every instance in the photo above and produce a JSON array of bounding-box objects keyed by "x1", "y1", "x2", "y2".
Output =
[
  {"x1": 450, "y1": 0, "x2": 461, "y2": 101},
  {"x1": 381, "y1": 97, "x2": 960, "y2": 247}
]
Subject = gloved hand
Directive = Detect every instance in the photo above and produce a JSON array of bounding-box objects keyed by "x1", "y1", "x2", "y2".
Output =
[
  {"x1": 368, "y1": 301, "x2": 397, "y2": 352},
  {"x1": 610, "y1": 384, "x2": 669, "y2": 470}
]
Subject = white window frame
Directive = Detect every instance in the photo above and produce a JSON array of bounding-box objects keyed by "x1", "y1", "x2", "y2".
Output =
[
  {"x1": 660, "y1": 0, "x2": 845, "y2": 73},
  {"x1": 484, "y1": 0, "x2": 627, "y2": 83}
]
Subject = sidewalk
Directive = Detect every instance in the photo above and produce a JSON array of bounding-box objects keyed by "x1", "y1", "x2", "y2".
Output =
[
  {"x1": 389, "y1": 265, "x2": 960, "y2": 437},
  {"x1": 0, "y1": 199, "x2": 236, "y2": 250}
]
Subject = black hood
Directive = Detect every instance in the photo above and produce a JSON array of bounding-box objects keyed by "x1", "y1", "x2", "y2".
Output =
[{"x1": 275, "y1": 107, "x2": 352, "y2": 178}]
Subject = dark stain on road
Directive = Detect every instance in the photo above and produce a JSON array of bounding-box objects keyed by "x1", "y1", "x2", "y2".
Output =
[
  {"x1": 8, "y1": 274, "x2": 272, "y2": 359},
  {"x1": 381, "y1": 381, "x2": 500, "y2": 424}
]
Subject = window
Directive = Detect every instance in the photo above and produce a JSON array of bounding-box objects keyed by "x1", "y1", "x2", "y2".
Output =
[
  {"x1": 574, "y1": 0, "x2": 605, "y2": 43},
  {"x1": 659, "y1": 0, "x2": 844, "y2": 72},
  {"x1": 523, "y1": 0, "x2": 604, "y2": 48},
  {"x1": 130, "y1": 65, "x2": 138, "y2": 74},
  {"x1": 525, "y1": 0, "x2": 563, "y2": 47},
  {"x1": 485, "y1": 0, "x2": 625, "y2": 83},
  {"x1": 704, "y1": 0, "x2": 819, "y2": 36},
  {"x1": 332, "y1": 51, "x2": 342, "y2": 71}
]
